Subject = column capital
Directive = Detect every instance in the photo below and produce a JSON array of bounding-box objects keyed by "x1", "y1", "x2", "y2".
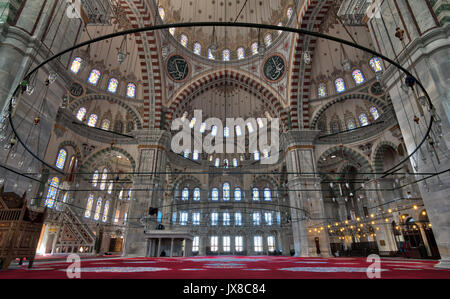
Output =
[{"x1": 134, "y1": 129, "x2": 171, "y2": 150}]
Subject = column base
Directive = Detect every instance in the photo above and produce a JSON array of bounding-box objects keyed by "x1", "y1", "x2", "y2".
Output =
[{"x1": 435, "y1": 259, "x2": 450, "y2": 269}]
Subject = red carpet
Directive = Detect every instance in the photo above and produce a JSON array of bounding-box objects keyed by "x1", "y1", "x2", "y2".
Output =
[{"x1": 0, "y1": 256, "x2": 449, "y2": 279}]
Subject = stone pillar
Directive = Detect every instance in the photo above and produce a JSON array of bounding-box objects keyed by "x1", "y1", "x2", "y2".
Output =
[
  {"x1": 170, "y1": 238, "x2": 174, "y2": 257},
  {"x1": 337, "y1": 200, "x2": 348, "y2": 221},
  {"x1": 122, "y1": 130, "x2": 170, "y2": 257},
  {"x1": 283, "y1": 130, "x2": 331, "y2": 257}
]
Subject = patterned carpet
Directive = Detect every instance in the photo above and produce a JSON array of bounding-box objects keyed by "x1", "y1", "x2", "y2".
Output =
[{"x1": 1, "y1": 256, "x2": 449, "y2": 279}]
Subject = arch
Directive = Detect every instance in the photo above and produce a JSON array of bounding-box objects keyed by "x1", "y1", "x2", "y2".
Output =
[
  {"x1": 69, "y1": 94, "x2": 143, "y2": 129},
  {"x1": 310, "y1": 93, "x2": 387, "y2": 129},
  {"x1": 80, "y1": 146, "x2": 136, "y2": 172},
  {"x1": 372, "y1": 141, "x2": 400, "y2": 174},
  {"x1": 56, "y1": 140, "x2": 82, "y2": 161},
  {"x1": 166, "y1": 69, "x2": 289, "y2": 131},
  {"x1": 317, "y1": 146, "x2": 373, "y2": 173}
]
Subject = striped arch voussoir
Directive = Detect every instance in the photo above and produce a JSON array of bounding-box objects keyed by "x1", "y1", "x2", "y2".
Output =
[
  {"x1": 318, "y1": 146, "x2": 373, "y2": 173},
  {"x1": 372, "y1": 141, "x2": 398, "y2": 174},
  {"x1": 80, "y1": 146, "x2": 136, "y2": 172}
]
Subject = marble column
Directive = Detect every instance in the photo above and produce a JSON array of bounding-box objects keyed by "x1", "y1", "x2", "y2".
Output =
[
  {"x1": 122, "y1": 130, "x2": 170, "y2": 257},
  {"x1": 283, "y1": 130, "x2": 331, "y2": 257}
]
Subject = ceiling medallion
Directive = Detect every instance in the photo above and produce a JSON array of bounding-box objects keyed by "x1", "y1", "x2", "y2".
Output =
[
  {"x1": 262, "y1": 53, "x2": 286, "y2": 83},
  {"x1": 166, "y1": 54, "x2": 190, "y2": 82},
  {"x1": 69, "y1": 82, "x2": 85, "y2": 98}
]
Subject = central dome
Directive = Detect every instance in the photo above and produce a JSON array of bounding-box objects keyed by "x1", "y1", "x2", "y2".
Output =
[{"x1": 157, "y1": 0, "x2": 299, "y2": 60}]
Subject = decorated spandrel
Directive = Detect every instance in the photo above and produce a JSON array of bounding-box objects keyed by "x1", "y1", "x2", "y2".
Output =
[
  {"x1": 263, "y1": 55, "x2": 285, "y2": 82},
  {"x1": 167, "y1": 55, "x2": 189, "y2": 81}
]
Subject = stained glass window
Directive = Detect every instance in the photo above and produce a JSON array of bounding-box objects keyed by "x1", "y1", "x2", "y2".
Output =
[
  {"x1": 101, "y1": 119, "x2": 110, "y2": 130},
  {"x1": 193, "y1": 187, "x2": 200, "y2": 201},
  {"x1": 88, "y1": 69, "x2": 101, "y2": 85},
  {"x1": 169, "y1": 27, "x2": 176, "y2": 36},
  {"x1": 277, "y1": 22, "x2": 283, "y2": 35},
  {"x1": 92, "y1": 170, "x2": 99, "y2": 187},
  {"x1": 318, "y1": 83, "x2": 327, "y2": 97},
  {"x1": 264, "y1": 34, "x2": 272, "y2": 47},
  {"x1": 107, "y1": 181, "x2": 113, "y2": 194},
  {"x1": 223, "y1": 183, "x2": 230, "y2": 201},
  {"x1": 223, "y1": 159, "x2": 229, "y2": 168},
  {"x1": 158, "y1": 7, "x2": 165, "y2": 20},
  {"x1": 264, "y1": 188, "x2": 272, "y2": 201},
  {"x1": 235, "y1": 125, "x2": 242, "y2": 136},
  {"x1": 102, "y1": 201, "x2": 110, "y2": 222},
  {"x1": 76, "y1": 107, "x2": 86, "y2": 121},
  {"x1": 347, "y1": 119, "x2": 356, "y2": 130},
  {"x1": 233, "y1": 158, "x2": 238, "y2": 167},
  {"x1": 214, "y1": 158, "x2": 220, "y2": 167},
  {"x1": 87, "y1": 114, "x2": 98, "y2": 127},
  {"x1": 370, "y1": 57, "x2": 383, "y2": 73},
  {"x1": 180, "y1": 34, "x2": 188, "y2": 47},
  {"x1": 223, "y1": 49, "x2": 230, "y2": 61},
  {"x1": 370, "y1": 106, "x2": 380, "y2": 120},
  {"x1": 265, "y1": 212, "x2": 273, "y2": 225},
  {"x1": 211, "y1": 125, "x2": 218, "y2": 136},
  {"x1": 56, "y1": 149, "x2": 67, "y2": 170},
  {"x1": 234, "y1": 188, "x2": 241, "y2": 201},
  {"x1": 359, "y1": 113, "x2": 370, "y2": 126},
  {"x1": 223, "y1": 213, "x2": 230, "y2": 226},
  {"x1": 119, "y1": 189, "x2": 123, "y2": 200},
  {"x1": 100, "y1": 168, "x2": 108, "y2": 190},
  {"x1": 224, "y1": 126, "x2": 230, "y2": 137},
  {"x1": 251, "y1": 42, "x2": 258, "y2": 55},
  {"x1": 253, "y1": 188, "x2": 259, "y2": 201},
  {"x1": 127, "y1": 83, "x2": 136, "y2": 98},
  {"x1": 287, "y1": 7, "x2": 294, "y2": 19},
  {"x1": 211, "y1": 188, "x2": 219, "y2": 201},
  {"x1": 157, "y1": 211, "x2": 162, "y2": 223},
  {"x1": 208, "y1": 48, "x2": 216, "y2": 60},
  {"x1": 192, "y1": 150, "x2": 199, "y2": 160},
  {"x1": 107, "y1": 78, "x2": 119, "y2": 93},
  {"x1": 352, "y1": 69, "x2": 365, "y2": 85},
  {"x1": 84, "y1": 194, "x2": 94, "y2": 218},
  {"x1": 237, "y1": 47, "x2": 245, "y2": 60},
  {"x1": 253, "y1": 212, "x2": 261, "y2": 226},
  {"x1": 94, "y1": 197, "x2": 102, "y2": 221},
  {"x1": 254, "y1": 151, "x2": 260, "y2": 161},
  {"x1": 193, "y1": 42, "x2": 201, "y2": 55},
  {"x1": 335, "y1": 78, "x2": 346, "y2": 93},
  {"x1": 182, "y1": 188, "x2": 189, "y2": 201},
  {"x1": 70, "y1": 57, "x2": 82, "y2": 74},
  {"x1": 44, "y1": 177, "x2": 59, "y2": 209}
]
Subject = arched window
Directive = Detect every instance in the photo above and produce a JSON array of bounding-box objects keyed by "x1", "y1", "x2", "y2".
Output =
[
  {"x1": 264, "y1": 188, "x2": 272, "y2": 201},
  {"x1": 224, "y1": 126, "x2": 230, "y2": 137},
  {"x1": 70, "y1": 57, "x2": 83, "y2": 74},
  {"x1": 211, "y1": 125, "x2": 218, "y2": 136},
  {"x1": 235, "y1": 125, "x2": 242, "y2": 136},
  {"x1": 346, "y1": 119, "x2": 356, "y2": 130},
  {"x1": 102, "y1": 201, "x2": 110, "y2": 222},
  {"x1": 119, "y1": 189, "x2": 123, "y2": 200},
  {"x1": 214, "y1": 158, "x2": 220, "y2": 167},
  {"x1": 247, "y1": 122, "x2": 254, "y2": 133},
  {"x1": 44, "y1": 177, "x2": 59, "y2": 209},
  {"x1": 193, "y1": 187, "x2": 200, "y2": 201},
  {"x1": 237, "y1": 47, "x2": 245, "y2": 60},
  {"x1": 222, "y1": 49, "x2": 230, "y2": 61},
  {"x1": 180, "y1": 34, "x2": 188, "y2": 47},
  {"x1": 211, "y1": 188, "x2": 219, "y2": 201},
  {"x1": 223, "y1": 183, "x2": 230, "y2": 201},
  {"x1": 277, "y1": 22, "x2": 283, "y2": 35},
  {"x1": 92, "y1": 170, "x2": 99, "y2": 187},
  {"x1": 234, "y1": 188, "x2": 242, "y2": 201},
  {"x1": 93, "y1": 197, "x2": 102, "y2": 221},
  {"x1": 352, "y1": 69, "x2": 365, "y2": 85},
  {"x1": 208, "y1": 47, "x2": 216, "y2": 60},
  {"x1": 100, "y1": 168, "x2": 108, "y2": 190},
  {"x1": 101, "y1": 119, "x2": 110, "y2": 130},
  {"x1": 335, "y1": 78, "x2": 346, "y2": 93},
  {"x1": 223, "y1": 159, "x2": 229, "y2": 168},
  {"x1": 193, "y1": 42, "x2": 202, "y2": 55},
  {"x1": 127, "y1": 83, "x2": 136, "y2": 98},
  {"x1": 192, "y1": 150, "x2": 199, "y2": 160},
  {"x1": 359, "y1": 113, "x2": 370, "y2": 126},
  {"x1": 158, "y1": 7, "x2": 165, "y2": 20},
  {"x1": 318, "y1": 83, "x2": 327, "y2": 97},
  {"x1": 370, "y1": 57, "x2": 383, "y2": 73},
  {"x1": 370, "y1": 106, "x2": 380, "y2": 120},
  {"x1": 181, "y1": 188, "x2": 189, "y2": 201},
  {"x1": 254, "y1": 151, "x2": 260, "y2": 161},
  {"x1": 157, "y1": 211, "x2": 162, "y2": 223},
  {"x1": 88, "y1": 69, "x2": 101, "y2": 85},
  {"x1": 107, "y1": 181, "x2": 114, "y2": 194},
  {"x1": 84, "y1": 194, "x2": 94, "y2": 218},
  {"x1": 56, "y1": 149, "x2": 67, "y2": 170},
  {"x1": 127, "y1": 121, "x2": 134, "y2": 133},
  {"x1": 169, "y1": 27, "x2": 176, "y2": 36},
  {"x1": 107, "y1": 78, "x2": 119, "y2": 93},
  {"x1": 252, "y1": 187, "x2": 259, "y2": 201},
  {"x1": 87, "y1": 114, "x2": 98, "y2": 127},
  {"x1": 76, "y1": 107, "x2": 86, "y2": 121},
  {"x1": 232, "y1": 158, "x2": 238, "y2": 167},
  {"x1": 251, "y1": 42, "x2": 259, "y2": 55},
  {"x1": 264, "y1": 33, "x2": 272, "y2": 47}
]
